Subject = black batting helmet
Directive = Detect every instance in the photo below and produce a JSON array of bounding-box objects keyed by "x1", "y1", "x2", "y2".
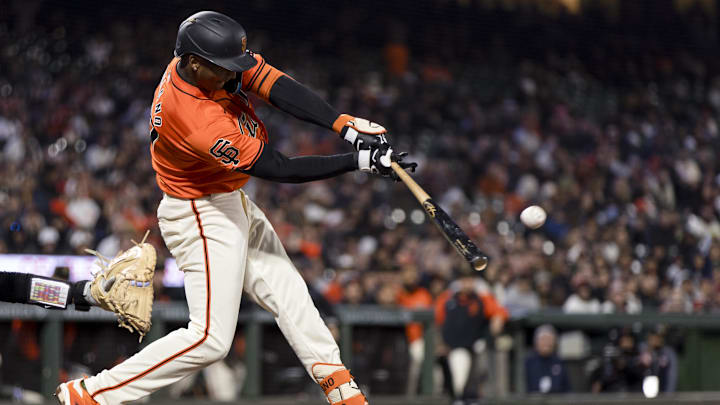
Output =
[{"x1": 174, "y1": 11, "x2": 257, "y2": 72}]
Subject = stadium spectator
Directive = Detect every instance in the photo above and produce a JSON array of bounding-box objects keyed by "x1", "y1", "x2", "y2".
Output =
[
  {"x1": 601, "y1": 280, "x2": 642, "y2": 314},
  {"x1": 661, "y1": 288, "x2": 694, "y2": 314},
  {"x1": 590, "y1": 328, "x2": 645, "y2": 393},
  {"x1": 562, "y1": 281, "x2": 601, "y2": 314},
  {"x1": 525, "y1": 324, "x2": 570, "y2": 394},
  {"x1": 435, "y1": 268, "x2": 508, "y2": 403},
  {"x1": 638, "y1": 326, "x2": 678, "y2": 394},
  {"x1": 638, "y1": 272, "x2": 662, "y2": 311},
  {"x1": 341, "y1": 277, "x2": 365, "y2": 306},
  {"x1": 504, "y1": 274, "x2": 541, "y2": 317},
  {"x1": 396, "y1": 264, "x2": 433, "y2": 396}
]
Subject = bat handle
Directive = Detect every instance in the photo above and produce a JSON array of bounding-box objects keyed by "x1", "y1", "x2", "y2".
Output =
[{"x1": 391, "y1": 162, "x2": 430, "y2": 202}]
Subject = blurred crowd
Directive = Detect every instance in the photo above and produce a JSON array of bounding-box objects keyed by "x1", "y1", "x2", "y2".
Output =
[
  {"x1": 3, "y1": 0, "x2": 720, "y2": 317},
  {"x1": 2, "y1": 0, "x2": 720, "y2": 399}
]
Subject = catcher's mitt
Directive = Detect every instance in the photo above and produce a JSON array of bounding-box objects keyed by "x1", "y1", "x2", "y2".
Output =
[{"x1": 87, "y1": 231, "x2": 156, "y2": 341}]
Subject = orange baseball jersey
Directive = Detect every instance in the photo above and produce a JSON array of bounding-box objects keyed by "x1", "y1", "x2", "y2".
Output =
[
  {"x1": 149, "y1": 53, "x2": 285, "y2": 198},
  {"x1": 434, "y1": 289, "x2": 509, "y2": 326},
  {"x1": 396, "y1": 287, "x2": 433, "y2": 343}
]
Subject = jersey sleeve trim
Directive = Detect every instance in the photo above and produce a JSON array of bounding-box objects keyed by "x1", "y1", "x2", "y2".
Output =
[
  {"x1": 242, "y1": 53, "x2": 286, "y2": 102},
  {"x1": 256, "y1": 71, "x2": 272, "y2": 93},
  {"x1": 246, "y1": 59, "x2": 266, "y2": 90}
]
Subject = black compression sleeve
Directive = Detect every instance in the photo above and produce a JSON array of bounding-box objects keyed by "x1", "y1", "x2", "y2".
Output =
[
  {"x1": 268, "y1": 75, "x2": 340, "y2": 130},
  {"x1": 0, "y1": 271, "x2": 31, "y2": 303},
  {"x1": 244, "y1": 146, "x2": 356, "y2": 183}
]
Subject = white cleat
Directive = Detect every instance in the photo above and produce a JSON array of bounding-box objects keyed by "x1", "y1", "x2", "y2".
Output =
[{"x1": 55, "y1": 379, "x2": 100, "y2": 405}]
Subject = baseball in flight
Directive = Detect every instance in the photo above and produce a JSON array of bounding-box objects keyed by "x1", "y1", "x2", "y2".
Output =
[{"x1": 520, "y1": 205, "x2": 547, "y2": 229}]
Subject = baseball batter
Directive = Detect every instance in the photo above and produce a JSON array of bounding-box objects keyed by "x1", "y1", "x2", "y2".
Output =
[{"x1": 56, "y1": 10, "x2": 415, "y2": 405}]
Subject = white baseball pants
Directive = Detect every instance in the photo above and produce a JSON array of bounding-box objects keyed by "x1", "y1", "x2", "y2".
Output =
[{"x1": 84, "y1": 190, "x2": 341, "y2": 404}]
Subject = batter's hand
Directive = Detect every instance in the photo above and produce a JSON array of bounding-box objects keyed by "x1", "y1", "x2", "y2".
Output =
[
  {"x1": 357, "y1": 144, "x2": 417, "y2": 180},
  {"x1": 337, "y1": 115, "x2": 390, "y2": 151}
]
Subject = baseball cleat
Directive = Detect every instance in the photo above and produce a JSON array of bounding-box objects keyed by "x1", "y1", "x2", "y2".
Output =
[
  {"x1": 312, "y1": 363, "x2": 368, "y2": 405},
  {"x1": 55, "y1": 379, "x2": 99, "y2": 405}
]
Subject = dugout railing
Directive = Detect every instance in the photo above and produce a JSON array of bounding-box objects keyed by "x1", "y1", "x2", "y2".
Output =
[
  {"x1": 2, "y1": 303, "x2": 720, "y2": 401},
  {"x1": 512, "y1": 311, "x2": 720, "y2": 394},
  {"x1": 0, "y1": 302, "x2": 436, "y2": 400}
]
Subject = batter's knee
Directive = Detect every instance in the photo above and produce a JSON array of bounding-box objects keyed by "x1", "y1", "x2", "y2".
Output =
[
  {"x1": 181, "y1": 324, "x2": 233, "y2": 365},
  {"x1": 199, "y1": 334, "x2": 232, "y2": 364}
]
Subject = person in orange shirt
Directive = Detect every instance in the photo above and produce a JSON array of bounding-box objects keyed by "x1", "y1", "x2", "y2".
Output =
[
  {"x1": 435, "y1": 268, "x2": 508, "y2": 404},
  {"x1": 56, "y1": 10, "x2": 416, "y2": 405},
  {"x1": 395, "y1": 265, "x2": 433, "y2": 396}
]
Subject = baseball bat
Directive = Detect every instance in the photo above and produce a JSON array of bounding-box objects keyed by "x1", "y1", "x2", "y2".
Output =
[{"x1": 391, "y1": 162, "x2": 489, "y2": 271}]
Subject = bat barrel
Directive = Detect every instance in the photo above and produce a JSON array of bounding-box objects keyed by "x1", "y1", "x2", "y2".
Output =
[
  {"x1": 470, "y1": 256, "x2": 489, "y2": 271},
  {"x1": 391, "y1": 162, "x2": 491, "y2": 272}
]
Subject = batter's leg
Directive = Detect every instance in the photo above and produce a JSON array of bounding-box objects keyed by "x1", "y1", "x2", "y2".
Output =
[
  {"x1": 80, "y1": 193, "x2": 249, "y2": 405},
  {"x1": 241, "y1": 195, "x2": 367, "y2": 404}
]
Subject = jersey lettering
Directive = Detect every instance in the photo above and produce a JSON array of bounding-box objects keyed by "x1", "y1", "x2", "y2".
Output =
[
  {"x1": 239, "y1": 112, "x2": 258, "y2": 138},
  {"x1": 209, "y1": 138, "x2": 240, "y2": 166},
  {"x1": 151, "y1": 70, "x2": 168, "y2": 141}
]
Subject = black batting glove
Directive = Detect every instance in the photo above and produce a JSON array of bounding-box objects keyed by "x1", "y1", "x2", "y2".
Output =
[
  {"x1": 389, "y1": 152, "x2": 418, "y2": 182},
  {"x1": 357, "y1": 144, "x2": 417, "y2": 180}
]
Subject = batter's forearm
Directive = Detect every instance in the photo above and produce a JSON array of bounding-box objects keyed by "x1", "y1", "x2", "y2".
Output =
[
  {"x1": 244, "y1": 146, "x2": 356, "y2": 183},
  {"x1": 268, "y1": 75, "x2": 341, "y2": 130}
]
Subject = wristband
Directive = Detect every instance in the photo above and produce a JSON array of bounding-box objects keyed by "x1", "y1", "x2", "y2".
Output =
[
  {"x1": 342, "y1": 126, "x2": 358, "y2": 145},
  {"x1": 357, "y1": 149, "x2": 372, "y2": 172},
  {"x1": 28, "y1": 276, "x2": 71, "y2": 309},
  {"x1": 72, "y1": 281, "x2": 92, "y2": 311}
]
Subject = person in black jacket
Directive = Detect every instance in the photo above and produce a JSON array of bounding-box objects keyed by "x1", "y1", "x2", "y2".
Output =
[
  {"x1": 591, "y1": 328, "x2": 645, "y2": 393},
  {"x1": 525, "y1": 324, "x2": 570, "y2": 393},
  {"x1": 435, "y1": 268, "x2": 508, "y2": 404}
]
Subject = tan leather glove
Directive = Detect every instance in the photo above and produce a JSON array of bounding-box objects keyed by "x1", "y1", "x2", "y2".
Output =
[{"x1": 87, "y1": 232, "x2": 156, "y2": 342}]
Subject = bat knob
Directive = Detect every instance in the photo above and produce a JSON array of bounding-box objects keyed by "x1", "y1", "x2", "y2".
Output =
[{"x1": 471, "y1": 256, "x2": 489, "y2": 272}]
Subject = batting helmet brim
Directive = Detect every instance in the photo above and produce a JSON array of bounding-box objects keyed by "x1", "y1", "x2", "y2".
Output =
[{"x1": 210, "y1": 51, "x2": 258, "y2": 73}]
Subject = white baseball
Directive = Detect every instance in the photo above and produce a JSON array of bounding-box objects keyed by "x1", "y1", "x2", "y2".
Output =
[{"x1": 520, "y1": 205, "x2": 546, "y2": 229}]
